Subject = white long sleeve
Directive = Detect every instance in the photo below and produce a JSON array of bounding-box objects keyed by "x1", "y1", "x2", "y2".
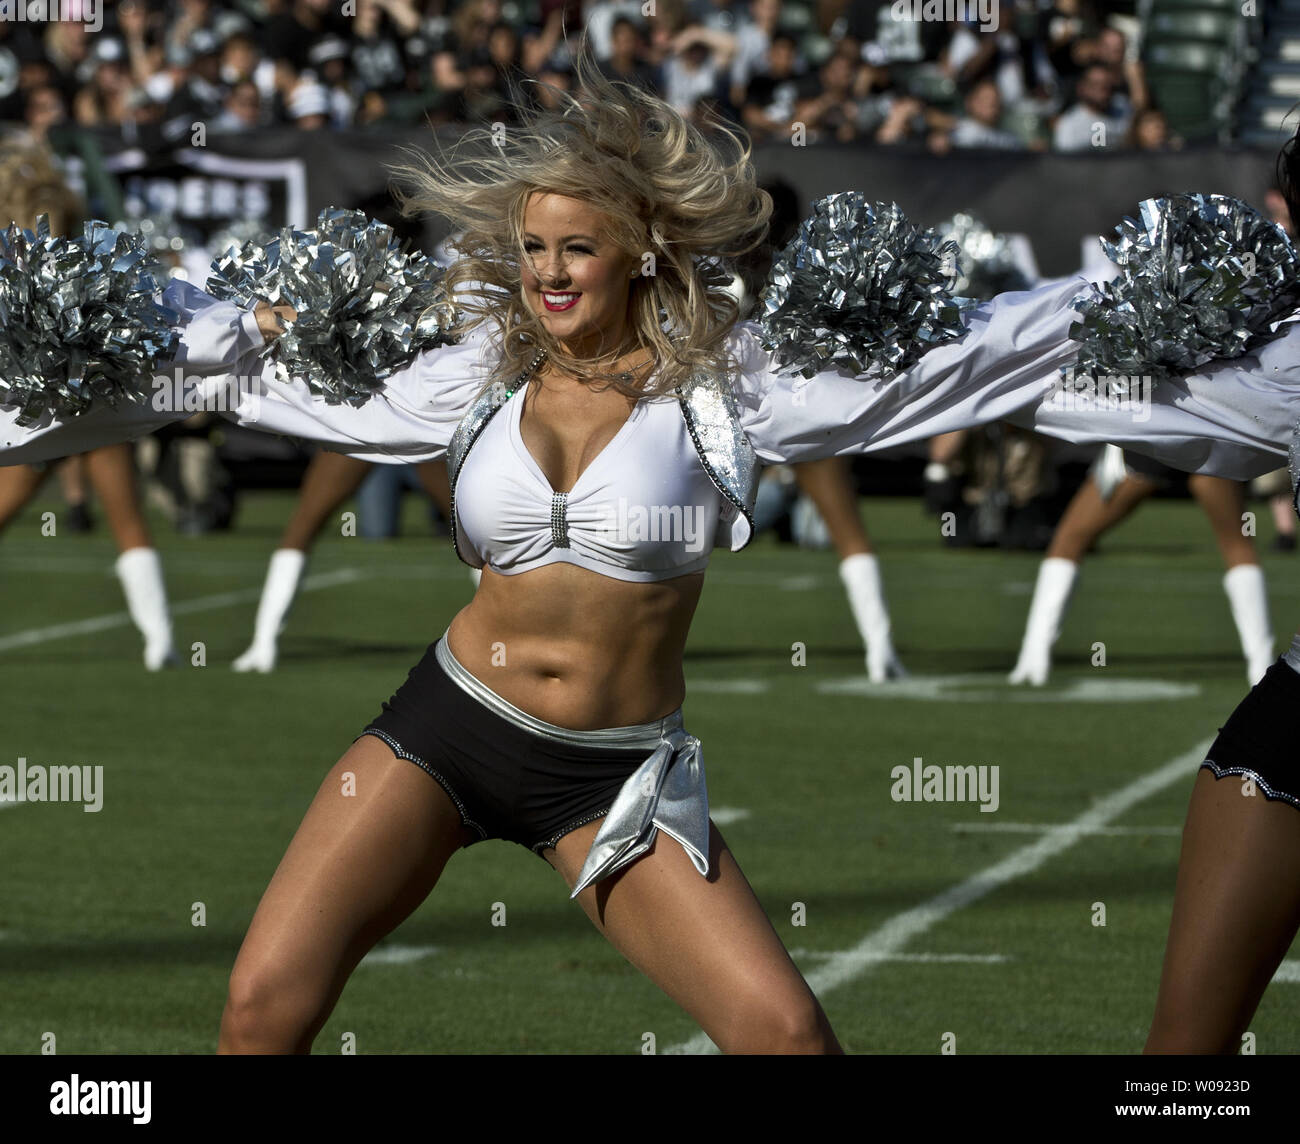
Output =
[
  {"x1": 0, "y1": 280, "x2": 265, "y2": 464},
  {"x1": 1009, "y1": 324, "x2": 1300, "y2": 479},
  {"x1": 730, "y1": 276, "x2": 1300, "y2": 478},
  {"x1": 1, "y1": 282, "x2": 496, "y2": 466},
  {"x1": 215, "y1": 324, "x2": 496, "y2": 464},
  {"x1": 731, "y1": 277, "x2": 1092, "y2": 464}
]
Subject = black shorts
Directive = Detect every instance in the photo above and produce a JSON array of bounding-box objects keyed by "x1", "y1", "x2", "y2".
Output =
[
  {"x1": 1123, "y1": 449, "x2": 1177, "y2": 486},
  {"x1": 1201, "y1": 658, "x2": 1300, "y2": 810},
  {"x1": 357, "y1": 638, "x2": 659, "y2": 856}
]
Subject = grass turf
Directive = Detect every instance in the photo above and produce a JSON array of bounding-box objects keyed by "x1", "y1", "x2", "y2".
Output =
[{"x1": 1, "y1": 489, "x2": 1297, "y2": 1053}]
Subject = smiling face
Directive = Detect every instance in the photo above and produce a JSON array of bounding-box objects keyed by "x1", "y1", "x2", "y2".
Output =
[{"x1": 519, "y1": 192, "x2": 640, "y2": 363}]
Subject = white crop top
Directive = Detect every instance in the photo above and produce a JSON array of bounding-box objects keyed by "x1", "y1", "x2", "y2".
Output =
[{"x1": 454, "y1": 383, "x2": 723, "y2": 582}]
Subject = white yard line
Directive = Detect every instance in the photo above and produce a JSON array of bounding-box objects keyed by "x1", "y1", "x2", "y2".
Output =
[
  {"x1": 358, "y1": 944, "x2": 441, "y2": 967},
  {"x1": 688, "y1": 680, "x2": 770, "y2": 694},
  {"x1": 1271, "y1": 960, "x2": 1300, "y2": 984},
  {"x1": 789, "y1": 950, "x2": 1009, "y2": 965},
  {"x1": 0, "y1": 568, "x2": 364, "y2": 653},
  {"x1": 951, "y1": 822, "x2": 1182, "y2": 837},
  {"x1": 665, "y1": 738, "x2": 1212, "y2": 1054}
]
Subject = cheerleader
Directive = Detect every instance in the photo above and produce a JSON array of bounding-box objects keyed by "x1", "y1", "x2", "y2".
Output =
[
  {"x1": 0, "y1": 139, "x2": 176, "y2": 670},
  {"x1": 788, "y1": 457, "x2": 907, "y2": 681},
  {"x1": 232, "y1": 450, "x2": 454, "y2": 673},
  {"x1": 5, "y1": 63, "x2": 1299, "y2": 1053},
  {"x1": 1009, "y1": 450, "x2": 1273, "y2": 686},
  {"x1": 727, "y1": 185, "x2": 905, "y2": 681},
  {"x1": 1143, "y1": 128, "x2": 1300, "y2": 1055},
  {"x1": 235, "y1": 223, "x2": 468, "y2": 675}
]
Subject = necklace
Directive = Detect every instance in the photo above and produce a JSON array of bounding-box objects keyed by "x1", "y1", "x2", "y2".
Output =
[
  {"x1": 504, "y1": 350, "x2": 548, "y2": 399},
  {"x1": 504, "y1": 350, "x2": 645, "y2": 397}
]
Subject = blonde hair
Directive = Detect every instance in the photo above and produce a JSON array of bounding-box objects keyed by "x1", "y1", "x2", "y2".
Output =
[
  {"x1": 0, "y1": 136, "x2": 83, "y2": 235},
  {"x1": 391, "y1": 51, "x2": 772, "y2": 399}
]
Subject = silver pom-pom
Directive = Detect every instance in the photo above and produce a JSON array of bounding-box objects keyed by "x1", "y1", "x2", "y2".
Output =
[
  {"x1": 1070, "y1": 193, "x2": 1300, "y2": 385},
  {"x1": 206, "y1": 207, "x2": 460, "y2": 406},
  {"x1": 0, "y1": 217, "x2": 178, "y2": 426},
  {"x1": 936, "y1": 212, "x2": 1034, "y2": 301},
  {"x1": 758, "y1": 193, "x2": 970, "y2": 379}
]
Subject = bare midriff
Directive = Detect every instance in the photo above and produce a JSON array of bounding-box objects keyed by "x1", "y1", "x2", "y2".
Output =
[{"x1": 444, "y1": 561, "x2": 705, "y2": 730}]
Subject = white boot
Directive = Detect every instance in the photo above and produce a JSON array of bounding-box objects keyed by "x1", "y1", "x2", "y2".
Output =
[
  {"x1": 839, "y1": 553, "x2": 907, "y2": 682},
  {"x1": 1223, "y1": 563, "x2": 1274, "y2": 685},
  {"x1": 114, "y1": 547, "x2": 177, "y2": 670},
  {"x1": 233, "y1": 548, "x2": 307, "y2": 673},
  {"x1": 1008, "y1": 557, "x2": 1078, "y2": 686}
]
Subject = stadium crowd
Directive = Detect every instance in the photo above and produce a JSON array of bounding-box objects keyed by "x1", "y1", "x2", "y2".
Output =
[{"x1": 0, "y1": 0, "x2": 1172, "y2": 152}]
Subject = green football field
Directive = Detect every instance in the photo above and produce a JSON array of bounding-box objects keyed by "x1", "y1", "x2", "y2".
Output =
[{"x1": 2, "y1": 489, "x2": 1298, "y2": 1054}]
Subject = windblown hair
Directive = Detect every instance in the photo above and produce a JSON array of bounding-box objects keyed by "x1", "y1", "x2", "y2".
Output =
[
  {"x1": 0, "y1": 135, "x2": 83, "y2": 234},
  {"x1": 390, "y1": 52, "x2": 773, "y2": 399}
]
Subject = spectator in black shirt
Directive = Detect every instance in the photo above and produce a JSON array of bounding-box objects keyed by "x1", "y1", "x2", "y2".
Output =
[
  {"x1": 433, "y1": 0, "x2": 503, "y2": 98},
  {"x1": 792, "y1": 50, "x2": 861, "y2": 143},
  {"x1": 263, "y1": 0, "x2": 332, "y2": 72},
  {"x1": 598, "y1": 18, "x2": 661, "y2": 94},
  {"x1": 352, "y1": 0, "x2": 408, "y2": 96},
  {"x1": 72, "y1": 38, "x2": 135, "y2": 129},
  {"x1": 740, "y1": 31, "x2": 801, "y2": 143}
]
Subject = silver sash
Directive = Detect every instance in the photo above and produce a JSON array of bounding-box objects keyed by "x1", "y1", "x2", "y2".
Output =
[{"x1": 433, "y1": 632, "x2": 710, "y2": 896}]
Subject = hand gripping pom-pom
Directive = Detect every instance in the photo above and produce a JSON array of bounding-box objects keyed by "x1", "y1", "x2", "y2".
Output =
[
  {"x1": 1069, "y1": 192, "x2": 1300, "y2": 386},
  {"x1": 0, "y1": 217, "x2": 179, "y2": 427},
  {"x1": 205, "y1": 207, "x2": 461, "y2": 406},
  {"x1": 757, "y1": 193, "x2": 971, "y2": 379}
]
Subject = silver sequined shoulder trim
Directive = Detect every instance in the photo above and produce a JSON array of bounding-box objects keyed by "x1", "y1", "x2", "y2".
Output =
[{"x1": 675, "y1": 370, "x2": 760, "y2": 549}]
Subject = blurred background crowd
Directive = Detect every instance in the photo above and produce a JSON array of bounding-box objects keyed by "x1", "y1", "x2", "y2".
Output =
[
  {"x1": 0, "y1": 0, "x2": 1292, "y2": 153},
  {"x1": 0, "y1": 0, "x2": 1297, "y2": 553}
]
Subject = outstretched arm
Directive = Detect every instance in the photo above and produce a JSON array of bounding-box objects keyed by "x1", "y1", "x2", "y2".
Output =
[
  {"x1": 732, "y1": 276, "x2": 1091, "y2": 465},
  {"x1": 737, "y1": 190, "x2": 1300, "y2": 481},
  {"x1": 1, "y1": 297, "x2": 493, "y2": 467},
  {"x1": 3, "y1": 213, "x2": 491, "y2": 468},
  {"x1": 1, "y1": 281, "x2": 271, "y2": 464},
  {"x1": 731, "y1": 281, "x2": 1299, "y2": 479}
]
